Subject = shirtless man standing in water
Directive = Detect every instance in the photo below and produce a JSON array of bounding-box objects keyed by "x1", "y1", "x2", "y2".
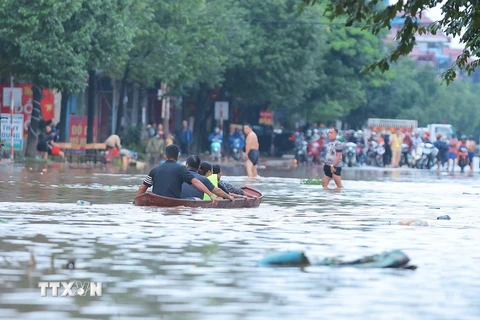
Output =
[{"x1": 244, "y1": 123, "x2": 259, "y2": 177}]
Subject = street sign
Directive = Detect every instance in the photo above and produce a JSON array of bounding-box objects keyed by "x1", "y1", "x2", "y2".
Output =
[
  {"x1": 214, "y1": 101, "x2": 229, "y2": 121},
  {"x1": 0, "y1": 113, "x2": 24, "y2": 151}
]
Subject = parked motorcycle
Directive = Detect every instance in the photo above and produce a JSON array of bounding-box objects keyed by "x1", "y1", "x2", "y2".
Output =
[
  {"x1": 366, "y1": 141, "x2": 377, "y2": 166},
  {"x1": 344, "y1": 142, "x2": 357, "y2": 167},
  {"x1": 231, "y1": 138, "x2": 242, "y2": 161},
  {"x1": 375, "y1": 142, "x2": 385, "y2": 167},
  {"x1": 356, "y1": 142, "x2": 366, "y2": 166},
  {"x1": 210, "y1": 137, "x2": 222, "y2": 161},
  {"x1": 400, "y1": 143, "x2": 412, "y2": 167},
  {"x1": 412, "y1": 143, "x2": 424, "y2": 169},
  {"x1": 458, "y1": 145, "x2": 468, "y2": 173}
]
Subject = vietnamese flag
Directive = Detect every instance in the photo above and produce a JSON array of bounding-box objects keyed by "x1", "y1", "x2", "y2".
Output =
[{"x1": 40, "y1": 89, "x2": 55, "y2": 121}]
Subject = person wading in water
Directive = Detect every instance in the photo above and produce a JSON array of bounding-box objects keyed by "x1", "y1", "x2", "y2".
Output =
[
  {"x1": 243, "y1": 123, "x2": 259, "y2": 178},
  {"x1": 323, "y1": 128, "x2": 344, "y2": 190}
]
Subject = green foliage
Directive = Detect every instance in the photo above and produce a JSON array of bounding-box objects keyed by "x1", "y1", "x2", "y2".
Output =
[
  {"x1": 223, "y1": 0, "x2": 323, "y2": 109},
  {"x1": 127, "y1": 0, "x2": 247, "y2": 92},
  {"x1": 301, "y1": 176, "x2": 323, "y2": 185},
  {"x1": 301, "y1": 0, "x2": 479, "y2": 83}
]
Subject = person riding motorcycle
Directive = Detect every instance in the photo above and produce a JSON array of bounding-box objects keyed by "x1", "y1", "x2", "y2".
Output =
[
  {"x1": 209, "y1": 127, "x2": 223, "y2": 142},
  {"x1": 433, "y1": 133, "x2": 448, "y2": 170},
  {"x1": 227, "y1": 128, "x2": 245, "y2": 156},
  {"x1": 403, "y1": 131, "x2": 413, "y2": 153}
]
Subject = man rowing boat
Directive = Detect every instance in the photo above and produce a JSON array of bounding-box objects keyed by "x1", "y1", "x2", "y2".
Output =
[{"x1": 136, "y1": 145, "x2": 218, "y2": 205}]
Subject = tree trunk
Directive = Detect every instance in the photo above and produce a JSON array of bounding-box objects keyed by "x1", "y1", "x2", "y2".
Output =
[
  {"x1": 25, "y1": 85, "x2": 44, "y2": 157},
  {"x1": 87, "y1": 69, "x2": 96, "y2": 143},
  {"x1": 132, "y1": 84, "x2": 139, "y2": 124},
  {"x1": 192, "y1": 83, "x2": 211, "y2": 153},
  {"x1": 115, "y1": 66, "x2": 130, "y2": 135},
  {"x1": 59, "y1": 92, "x2": 69, "y2": 142}
]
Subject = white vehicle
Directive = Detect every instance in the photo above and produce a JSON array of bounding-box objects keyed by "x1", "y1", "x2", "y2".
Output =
[
  {"x1": 364, "y1": 119, "x2": 455, "y2": 143},
  {"x1": 418, "y1": 124, "x2": 456, "y2": 142}
]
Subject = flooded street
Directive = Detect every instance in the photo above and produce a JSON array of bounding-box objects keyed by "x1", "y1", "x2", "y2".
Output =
[{"x1": 1, "y1": 163, "x2": 479, "y2": 320}]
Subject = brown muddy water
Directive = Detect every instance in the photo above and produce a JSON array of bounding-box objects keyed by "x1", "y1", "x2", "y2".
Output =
[{"x1": 0, "y1": 162, "x2": 479, "y2": 320}]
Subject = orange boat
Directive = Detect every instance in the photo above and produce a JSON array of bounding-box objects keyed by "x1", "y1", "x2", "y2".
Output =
[{"x1": 133, "y1": 187, "x2": 263, "y2": 208}]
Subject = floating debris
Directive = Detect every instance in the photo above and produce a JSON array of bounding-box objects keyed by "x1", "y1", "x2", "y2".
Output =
[
  {"x1": 76, "y1": 200, "x2": 93, "y2": 206},
  {"x1": 437, "y1": 215, "x2": 451, "y2": 220},
  {"x1": 398, "y1": 220, "x2": 429, "y2": 226},
  {"x1": 259, "y1": 250, "x2": 416, "y2": 269}
]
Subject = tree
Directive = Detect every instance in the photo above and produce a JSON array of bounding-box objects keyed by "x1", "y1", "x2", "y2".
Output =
[
  {"x1": 301, "y1": 0, "x2": 478, "y2": 83},
  {"x1": 0, "y1": 0, "x2": 95, "y2": 156},
  {"x1": 79, "y1": 0, "x2": 146, "y2": 142},
  {"x1": 122, "y1": 0, "x2": 248, "y2": 150},
  {"x1": 222, "y1": 0, "x2": 323, "y2": 111},
  {"x1": 305, "y1": 24, "x2": 388, "y2": 122}
]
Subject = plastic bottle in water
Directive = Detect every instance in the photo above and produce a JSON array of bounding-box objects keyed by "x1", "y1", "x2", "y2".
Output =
[{"x1": 76, "y1": 200, "x2": 93, "y2": 206}]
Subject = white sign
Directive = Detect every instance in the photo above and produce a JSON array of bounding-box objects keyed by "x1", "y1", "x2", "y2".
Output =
[
  {"x1": 2, "y1": 88, "x2": 22, "y2": 107},
  {"x1": 214, "y1": 101, "x2": 229, "y2": 121},
  {"x1": 1, "y1": 114, "x2": 24, "y2": 151},
  {"x1": 39, "y1": 282, "x2": 102, "y2": 297}
]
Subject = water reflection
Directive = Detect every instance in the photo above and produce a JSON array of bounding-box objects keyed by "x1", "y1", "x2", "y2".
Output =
[{"x1": 0, "y1": 163, "x2": 479, "y2": 319}]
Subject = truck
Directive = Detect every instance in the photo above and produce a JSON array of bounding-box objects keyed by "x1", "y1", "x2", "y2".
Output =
[{"x1": 365, "y1": 118, "x2": 455, "y2": 142}]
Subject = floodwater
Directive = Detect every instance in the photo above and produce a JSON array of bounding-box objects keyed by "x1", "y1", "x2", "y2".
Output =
[{"x1": 1, "y1": 162, "x2": 479, "y2": 320}]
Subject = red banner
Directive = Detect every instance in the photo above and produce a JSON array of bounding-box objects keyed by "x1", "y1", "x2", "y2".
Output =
[
  {"x1": 0, "y1": 84, "x2": 55, "y2": 137},
  {"x1": 259, "y1": 110, "x2": 274, "y2": 126},
  {"x1": 69, "y1": 115, "x2": 98, "y2": 148}
]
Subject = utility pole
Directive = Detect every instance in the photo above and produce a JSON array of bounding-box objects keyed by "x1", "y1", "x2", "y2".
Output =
[{"x1": 10, "y1": 76, "x2": 14, "y2": 161}]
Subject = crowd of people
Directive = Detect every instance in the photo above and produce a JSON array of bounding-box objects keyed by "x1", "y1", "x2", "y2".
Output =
[
  {"x1": 294, "y1": 124, "x2": 478, "y2": 174},
  {"x1": 142, "y1": 121, "x2": 192, "y2": 165}
]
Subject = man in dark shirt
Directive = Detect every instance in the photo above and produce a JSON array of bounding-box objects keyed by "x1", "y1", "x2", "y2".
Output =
[
  {"x1": 136, "y1": 145, "x2": 218, "y2": 205},
  {"x1": 180, "y1": 155, "x2": 234, "y2": 201}
]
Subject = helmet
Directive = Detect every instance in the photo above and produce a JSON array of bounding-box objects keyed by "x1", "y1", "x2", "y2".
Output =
[
  {"x1": 461, "y1": 135, "x2": 467, "y2": 140},
  {"x1": 306, "y1": 130, "x2": 312, "y2": 136},
  {"x1": 357, "y1": 130, "x2": 363, "y2": 135},
  {"x1": 313, "y1": 129, "x2": 319, "y2": 134},
  {"x1": 214, "y1": 127, "x2": 220, "y2": 134},
  {"x1": 371, "y1": 132, "x2": 377, "y2": 137},
  {"x1": 469, "y1": 135, "x2": 474, "y2": 140}
]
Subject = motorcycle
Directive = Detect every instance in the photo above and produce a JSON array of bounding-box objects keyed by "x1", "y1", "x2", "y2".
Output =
[
  {"x1": 344, "y1": 142, "x2": 357, "y2": 167},
  {"x1": 356, "y1": 142, "x2": 366, "y2": 166},
  {"x1": 295, "y1": 139, "x2": 308, "y2": 164},
  {"x1": 210, "y1": 137, "x2": 222, "y2": 161},
  {"x1": 400, "y1": 143, "x2": 412, "y2": 167},
  {"x1": 421, "y1": 142, "x2": 437, "y2": 169},
  {"x1": 412, "y1": 143, "x2": 424, "y2": 168},
  {"x1": 458, "y1": 145, "x2": 468, "y2": 173},
  {"x1": 307, "y1": 140, "x2": 322, "y2": 165},
  {"x1": 366, "y1": 141, "x2": 377, "y2": 166},
  {"x1": 375, "y1": 142, "x2": 385, "y2": 167},
  {"x1": 231, "y1": 138, "x2": 242, "y2": 161}
]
